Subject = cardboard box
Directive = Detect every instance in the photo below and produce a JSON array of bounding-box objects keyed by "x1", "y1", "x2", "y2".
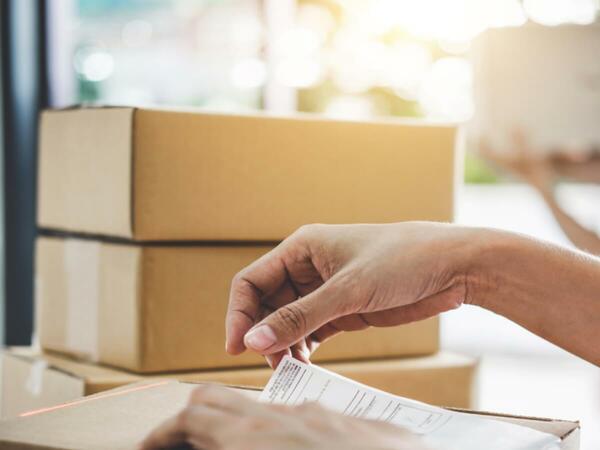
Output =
[
  {"x1": 471, "y1": 24, "x2": 600, "y2": 153},
  {"x1": 1, "y1": 349, "x2": 477, "y2": 419},
  {"x1": 37, "y1": 107, "x2": 457, "y2": 241},
  {"x1": 0, "y1": 380, "x2": 579, "y2": 450},
  {"x1": 36, "y1": 236, "x2": 439, "y2": 373}
]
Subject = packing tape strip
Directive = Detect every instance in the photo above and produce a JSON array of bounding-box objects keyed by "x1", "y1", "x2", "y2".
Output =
[
  {"x1": 64, "y1": 239, "x2": 100, "y2": 361},
  {"x1": 25, "y1": 359, "x2": 49, "y2": 397},
  {"x1": 32, "y1": 275, "x2": 42, "y2": 349}
]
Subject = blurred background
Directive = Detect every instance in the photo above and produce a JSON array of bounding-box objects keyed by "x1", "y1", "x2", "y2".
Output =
[{"x1": 2, "y1": 0, "x2": 600, "y2": 448}]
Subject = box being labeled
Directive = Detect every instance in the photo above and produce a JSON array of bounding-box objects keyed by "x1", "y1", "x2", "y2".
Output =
[
  {"x1": 38, "y1": 107, "x2": 457, "y2": 241},
  {"x1": 36, "y1": 236, "x2": 439, "y2": 373},
  {"x1": 0, "y1": 381, "x2": 579, "y2": 450},
  {"x1": 1, "y1": 349, "x2": 476, "y2": 419}
]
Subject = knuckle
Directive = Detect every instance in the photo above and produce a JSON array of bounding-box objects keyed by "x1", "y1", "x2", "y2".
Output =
[
  {"x1": 189, "y1": 384, "x2": 218, "y2": 404},
  {"x1": 294, "y1": 223, "x2": 321, "y2": 240},
  {"x1": 231, "y1": 271, "x2": 243, "y2": 284},
  {"x1": 296, "y1": 224, "x2": 312, "y2": 235},
  {"x1": 448, "y1": 298, "x2": 462, "y2": 310},
  {"x1": 231, "y1": 270, "x2": 248, "y2": 288},
  {"x1": 239, "y1": 416, "x2": 268, "y2": 431},
  {"x1": 176, "y1": 408, "x2": 191, "y2": 428},
  {"x1": 295, "y1": 402, "x2": 320, "y2": 413},
  {"x1": 232, "y1": 271, "x2": 264, "y2": 300},
  {"x1": 442, "y1": 294, "x2": 463, "y2": 311},
  {"x1": 276, "y1": 304, "x2": 307, "y2": 335},
  {"x1": 188, "y1": 386, "x2": 207, "y2": 404}
]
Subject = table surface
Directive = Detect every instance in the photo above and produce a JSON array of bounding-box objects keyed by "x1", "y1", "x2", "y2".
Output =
[{"x1": 445, "y1": 183, "x2": 600, "y2": 450}]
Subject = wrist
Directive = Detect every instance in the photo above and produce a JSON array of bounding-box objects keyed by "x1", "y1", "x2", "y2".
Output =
[
  {"x1": 460, "y1": 228, "x2": 520, "y2": 309},
  {"x1": 529, "y1": 169, "x2": 557, "y2": 194}
]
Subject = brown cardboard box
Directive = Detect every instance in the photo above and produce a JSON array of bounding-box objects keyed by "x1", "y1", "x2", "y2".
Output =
[
  {"x1": 0, "y1": 380, "x2": 579, "y2": 450},
  {"x1": 36, "y1": 236, "x2": 439, "y2": 373},
  {"x1": 37, "y1": 107, "x2": 457, "y2": 241},
  {"x1": 1, "y1": 349, "x2": 476, "y2": 419}
]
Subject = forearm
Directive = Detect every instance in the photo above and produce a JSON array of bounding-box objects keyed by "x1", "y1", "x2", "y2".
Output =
[
  {"x1": 552, "y1": 159, "x2": 600, "y2": 183},
  {"x1": 521, "y1": 173, "x2": 600, "y2": 254},
  {"x1": 537, "y1": 186, "x2": 600, "y2": 255},
  {"x1": 467, "y1": 229, "x2": 600, "y2": 366}
]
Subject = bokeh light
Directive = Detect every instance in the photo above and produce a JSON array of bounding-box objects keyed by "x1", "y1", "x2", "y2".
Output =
[
  {"x1": 230, "y1": 58, "x2": 267, "y2": 90},
  {"x1": 419, "y1": 57, "x2": 473, "y2": 120},
  {"x1": 63, "y1": 0, "x2": 600, "y2": 122},
  {"x1": 524, "y1": 0, "x2": 598, "y2": 25},
  {"x1": 74, "y1": 47, "x2": 115, "y2": 82}
]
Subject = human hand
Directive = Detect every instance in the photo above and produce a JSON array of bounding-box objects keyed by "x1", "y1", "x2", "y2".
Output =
[
  {"x1": 226, "y1": 222, "x2": 476, "y2": 368},
  {"x1": 139, "y1": 384, "x2": 427, "y2": 450},
  {"x1": 549, "y1": 148, "x2": 600, "y2": 183},
  {"x1": 480, "y1": 130, "x2": 556, "y2": 192}
]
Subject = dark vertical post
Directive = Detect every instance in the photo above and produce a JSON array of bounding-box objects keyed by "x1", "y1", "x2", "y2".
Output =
[{"x1": 1, "y1": 0, "x2": 49, "y2": 344}]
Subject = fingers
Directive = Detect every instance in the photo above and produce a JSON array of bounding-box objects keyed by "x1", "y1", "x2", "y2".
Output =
[
  {"x1": 226, "y1": 227, "x2": 321, "y2": 356},
  {"x1": 139, "y1": 405, "x2": 228, "y2": 450},
  {"x1": 226, "y1": 247, "x2": 290, "y2": 355},
  {"x1": 290, "y1": 340, "x2": 312, "y2": 365},
  {"x1": 478, "y1": 135, "x2": 515, "y2": 169},
  {"x1": 139, "y1": 415, "x2": 186, "y2": 450},
  {"x1": 140, "y1": 385, "x2": 269, "y2": 450},
  {"x1": 274, "y1": 311, "x2": 383, "y2": 368},
  {"x1": 511, "y1": 128, "x2": 536, "y2": 158},
  {"x1": 265, "y1": 335, "x2": 317, "y2": 369},
  {"x1": 189, "y1": 384, "x2": 259, "y2": 415},
  {"x1": 265, "y1": 349, "x2": 290, "y2": 369},
  {"x1": 244, "y1": 279, "x2": 346, "y2": 356},
  {"x1": 308, "y1": 322, "x2": 342, "y2": 351},
  {"x1": 478, "y1": 136, "x2": 493, "y2": 157},
  {"x1": 309, "y1": 312, "x2": 371, "y2": 345}
]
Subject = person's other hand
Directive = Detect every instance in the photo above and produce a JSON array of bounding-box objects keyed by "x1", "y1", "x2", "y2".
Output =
[
  {"x1": 480, "y1": 130, "x2": 556, "y2": 192},
  {"x1": 549, "y1": 148, "x2": 600, "y2": 184},
  {"x1": 139, "y1": 384, "x2": 427, "y2": 450},
  {"x1": 226, "y1": 222, "x2": 477, "y2": 368}
]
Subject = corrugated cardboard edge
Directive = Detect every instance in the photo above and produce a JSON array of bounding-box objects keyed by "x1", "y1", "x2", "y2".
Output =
[
  {"x1": 3, "y1": 350, "x2": 129, "y2": 396},
  {"x1": 179, "y1": 380, "x2": 263, "y2": 392},
  {"x1": 130, "y1": 108, "x2": 139, "y2": 238},
  {"x1": 0, "y1": 352, "x2": 87, "y2": 419},
  {"x1": 6, "y1": 352, "x2": 82, "y2": 386},
  {"x1": 447, "y1": 407, "x2": 580, "y2": 442},
  {"x1": 48, "y1": 104, "x2": 459, "y2": 128}
]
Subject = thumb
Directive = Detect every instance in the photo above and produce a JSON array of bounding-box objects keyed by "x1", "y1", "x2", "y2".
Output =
[{"x1": 243, "y1": 284, "x2": 341, "y2": 355}]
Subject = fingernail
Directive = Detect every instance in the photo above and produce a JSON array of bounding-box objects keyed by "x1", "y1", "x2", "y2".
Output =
[
  {"x1": 265, "y1": 355, "x2": 274, "y2": 369},
  {"x1": 244, "y1": 325, "x2": 276, "y2": 351}
]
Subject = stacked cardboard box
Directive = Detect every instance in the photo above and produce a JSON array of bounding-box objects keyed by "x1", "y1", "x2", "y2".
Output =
[
  {"x1": 0, "y1": 348, "x2": 477, "y2": 419},
  {"x1": 4, "y1": 106, "x2": 475, "y2": 416},
  {"x1": 34, "y1": 237, "x2": 439, "y2": 372}
]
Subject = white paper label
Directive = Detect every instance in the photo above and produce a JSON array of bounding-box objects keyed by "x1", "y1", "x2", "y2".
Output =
[{"x1": 259, "y1": 356, "x2": 561, "y2": 450}]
